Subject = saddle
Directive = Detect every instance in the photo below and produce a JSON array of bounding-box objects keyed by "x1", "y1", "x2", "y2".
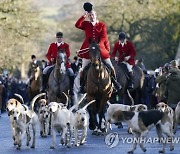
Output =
[
  {"x1": 117, "y1": 63, "x2": 131, "y2": 80},
  {"x1": 80, "y1": 61, "x2": 114, "y2": 94}
]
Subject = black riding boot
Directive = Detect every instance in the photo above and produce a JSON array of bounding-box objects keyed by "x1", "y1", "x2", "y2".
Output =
[
  {"x1": 128, "y1": 72, "x2": 134, "y2": 89},
  {"x1": 111, "y1": 69, "x2": 122, "y2": 92},
  {"x1": 79, "y1": 71, "x2": 86, "y2": 94},
  {"x1": 69, "y1": 76, "x2": 74, "y2": 95},
  {"x1": 41, "y1": 74, "x2": 47, "y2": 92}
]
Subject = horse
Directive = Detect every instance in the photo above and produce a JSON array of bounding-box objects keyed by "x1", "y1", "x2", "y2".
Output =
[
  {"x1": 111, "y1": 59, "x2": 144, "y2": 105},
  {"x1": 86, "y1": 41, "x2": 113, "y2": 135},
  {"x1": 28, "y1": 63, "x2": 43, "y2": 101},
  {"x1": 47, "y1": 49, "x2": 70, "y2": 104}
]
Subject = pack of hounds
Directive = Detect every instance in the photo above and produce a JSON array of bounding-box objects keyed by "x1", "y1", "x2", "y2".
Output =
[{"x1": 6, "y1": 92, "x2": 180, "y2": 153}]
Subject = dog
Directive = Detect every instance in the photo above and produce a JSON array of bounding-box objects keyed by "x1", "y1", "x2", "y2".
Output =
[
  {"x1": 38, "y1": 99, "x2": 48, "y2": 110},
  {"x1": 73, "y1": 100, "x2": 95, "y2": 146},
  {"x1": 175, "y1": 102, "x2": 180, "y2": 132},
  {"x1": 48, "y1": 101, "x2": 74, "y2": 149},
  {"x1": 130, "y1": 104, "x2": 148, "y2": 112},
  {"x1": 38, "y1": 105, "x2": 50, "y2": 137},
  {"x1": 156, "y1": 102, "x2": 175, "y2": 132},
  {"x1": 6, "y1": 97, "x2": 28, "y2": 145},
  {"x1": 105, "y1": 102, "x2": 133, "y2": 132},
  {"x1": 112, "y1": 109, "x2": 174, "y2": 153},
  {"x1": 11, "y1": 93, "x2": 45, "y2": 150}
]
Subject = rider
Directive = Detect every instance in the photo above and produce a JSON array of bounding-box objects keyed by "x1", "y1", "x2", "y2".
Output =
[
  {"x1": 27, "y1": 55, "x2": 43, "y2": 88},
  {"x1": 75, "y1": 2, "x2": 121, "y2": 93},
  {"x1": 42, "y1": 32, "x2": 74, "y2": 94},
  {"x1": 112, "y1": 32, "x2": 136, "y2": 89}
]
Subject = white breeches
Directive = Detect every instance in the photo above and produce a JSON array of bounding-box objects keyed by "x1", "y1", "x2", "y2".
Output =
[
  {"x1": 81, "y1": 58, "x2": 114, "y2": 71},
  {"x1": 43, "y1": 65, "x2": 54, "y2": 74},
  {"x1": 122, "y1": 61, "x2": 133, "y2": 72}
]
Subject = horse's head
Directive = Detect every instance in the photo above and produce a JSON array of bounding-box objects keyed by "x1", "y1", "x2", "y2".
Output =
[
  {"x1": 89, "y1": 41, "x2": 101, "y2": 70},
  {"x1": 56, "y1": 49, "x2": 66, "y2": 73},
  {"x1": 31, "y1": 63, "x2": 41, "y2": 80}
]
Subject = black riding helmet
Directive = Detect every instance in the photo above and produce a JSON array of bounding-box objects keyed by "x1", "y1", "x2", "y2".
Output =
[{"x1": 83, "y1": 2, "x2": 93, "y2": 12}]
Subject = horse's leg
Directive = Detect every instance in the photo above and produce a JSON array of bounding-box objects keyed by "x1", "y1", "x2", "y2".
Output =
[
  {"x1": 98, "y1": 99, "x2": 107, "y2": 135},
  {"x1": 87, "y1": 101, "x2": 98, "y2": 132}
]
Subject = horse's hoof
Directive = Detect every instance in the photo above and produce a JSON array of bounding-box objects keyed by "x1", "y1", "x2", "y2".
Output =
[
  {"x1": 31, "y1": 145, "x2": 35, "y2": 149},
  {"x1": 128, "y1": 150, "x2": 133, "y2": 154},
  {"x1": 50, "y1": 146, "x2": 55, "y2": 149},
  {"x1": 159, "y1": 150, "x2": 164, "y2": 153}
]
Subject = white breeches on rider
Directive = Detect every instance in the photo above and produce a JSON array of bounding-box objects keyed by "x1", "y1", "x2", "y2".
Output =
[
  {"x1": 122, "y1": 61, "x2": 133, "y2": 72},
  {"x1": 81, "y1": 58, "x2": 114, "y2": 71},
  {"x1": 43, "y1": 65, "x2": 54, "y2": 74}
]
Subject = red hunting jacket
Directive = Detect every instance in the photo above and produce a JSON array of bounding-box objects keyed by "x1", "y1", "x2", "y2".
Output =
[
  {"x1": 75, "y1": 16, "x2": 110, "y2": 59},
  {"x1": 46, "y1": 42, "x2": 71, "y2": 68},
  {"x1": 112, "y1": 40, "x2": 136, "y2": 65}
]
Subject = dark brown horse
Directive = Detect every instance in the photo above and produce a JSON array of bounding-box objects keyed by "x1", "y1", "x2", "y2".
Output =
[
  {"x1": 86, "y1": 41, "x2": 113, "y2": 135},
  {"x1": 28, "y1": 63, "x2": 43, "y2": 101},
  {"x1": 111, "y1": 59, "x2": 144, "y2": 105},
  {"x1": 47, "y1": 49, "x2": 70, "y2": 104}
]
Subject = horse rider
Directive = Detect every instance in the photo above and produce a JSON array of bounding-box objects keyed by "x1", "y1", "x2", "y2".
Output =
[
  {"x1": 42, "y1": 32, "x2": 74, "y2": 95},
  {"x1": 75, "y1": 2, "x2": 121, "y2": 93},
  {"x1": 27, "y1": 55, "x2": 43, "y2": 88},
  {"x1": 112, "y1": 32, "x2": 136, "y2": 89}
]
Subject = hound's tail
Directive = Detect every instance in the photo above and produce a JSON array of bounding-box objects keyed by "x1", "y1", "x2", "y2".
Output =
[
  {"x1": 69, "y1": 93, "x2": 87, "y2": 112},
  {"x1": 14, "y1": 93, "x2": 24, "y2": 104},
  {"x1": 30, "y1": 93, "x2": 46, "y2": 111},
  {"x1": 82, "y1": 100, "x2": 96, "y2": 110},
  {"x1": 107, "y1": 101, "x2": 111, "y2": 106},
  {"x1": 127, "y1": 89, "x2": 135, "y2": 106},
  {"x1": 62, "y1": 92, "x2": 69, "y2": 107}
]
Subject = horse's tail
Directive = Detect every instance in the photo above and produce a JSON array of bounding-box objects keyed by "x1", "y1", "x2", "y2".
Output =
[
  {"x1": 82, "y1": 100, "x2": 95, "y2": 110},
  {"x1": 62, "y1": 92, "x2": 68, "y2": 107},
  {"x1": 30, "y1": 93, "x2": 46, "y2": 111},
  {"x1": 107, "y1": 101, "x2": 111, "y2": 106},
  {"x1": 69, "y1": 93, "x2": 87, "y2": 112},
  {"x1": 127, "y1": 89, "x2": 135, "y2": 106},
  {"x1": 14, "y1": 93, "x2": 24, "y2": 104}
]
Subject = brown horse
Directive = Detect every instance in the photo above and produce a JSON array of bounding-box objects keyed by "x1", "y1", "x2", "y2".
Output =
[
  {"x1": 47, "y1": 50, "x2": 69, "y2": 104},
  {"x1": 28, "y1": 63, "x2": 43, "y2": 101},
  {"x1": 111, "y1": 59, "x2": 144, "y2": 105},
  {"x1": 86, "y1": 41, "x2": 113, "y2": 135}
]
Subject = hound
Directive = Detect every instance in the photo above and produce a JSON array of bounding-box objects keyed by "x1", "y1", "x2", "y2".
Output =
[
  {"x1": 112, "y1": 109, "x2": 174, "y2": 153},
  {"x1": 73, "y1": 100, "x2": 95, "y2": 146},
  {"x1": 130, "y1": 104, "x2": 148, "y2": 112},
  {"x1": 38, "y1": 105, "x2": 50, "y2": 137},
  {"x1": 105, "y1": 102, "x2": 131, "y2": 131},
  {"x1": 11, "y1": 93, "x2": 45, "y2": 150},
  {"x1": 156, "y1": 102, "x2": 175, "y2": 132},
  {"x1": 48, "y1": 102, "x2": 74, "y2": 149},
  {"x1": 6, "y1": 96, "x2": 28, "y2": 145}
]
